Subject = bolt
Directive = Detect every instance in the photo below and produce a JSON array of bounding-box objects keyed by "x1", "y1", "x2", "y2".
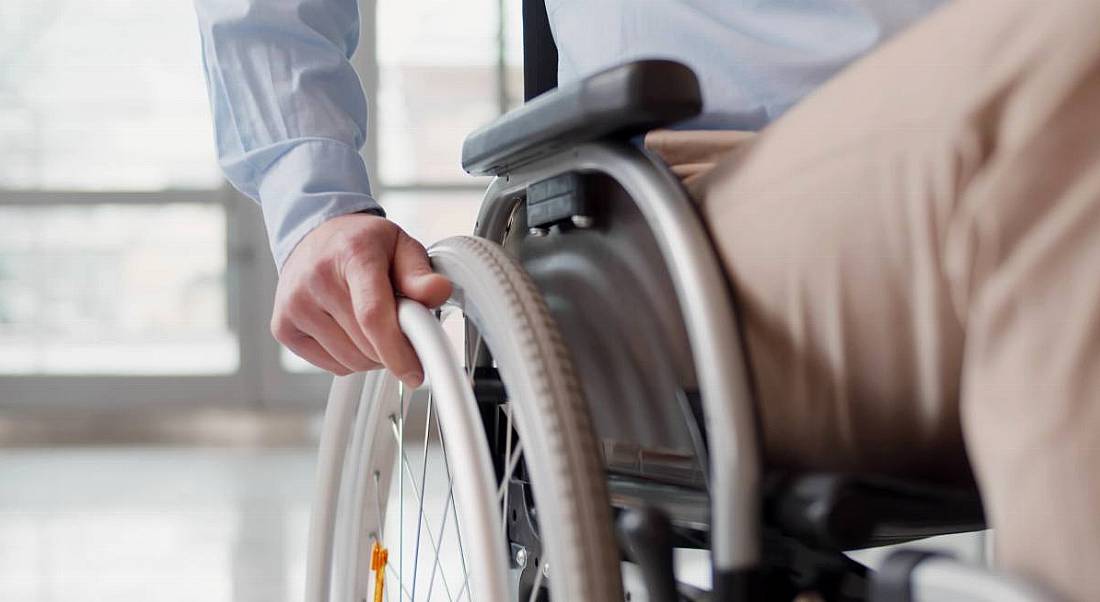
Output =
[
  {"x1": 542, "y1": 561, "x2": 550, "y2": 578},
  {"x1": 570, "y1": 215, "x2": 594, "y2": 229},
  {"x1": 515, "y1": 546, "x2": 528, "y2": 568},
  {"x1": 528, "y1": 227, "x2": 549, "y2": 237}
]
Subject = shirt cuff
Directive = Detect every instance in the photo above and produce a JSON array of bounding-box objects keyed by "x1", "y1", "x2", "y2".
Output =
[{"x1": 256, "y1": 138, "x2": 384, "y2": 269}]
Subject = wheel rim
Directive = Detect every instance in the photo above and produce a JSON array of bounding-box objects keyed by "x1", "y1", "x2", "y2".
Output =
[
  {"x1": 347, "y1": 301, "x2": 529, "y2": 602},
  {"x1": 313, "y1": 235, "x2": 623, "y2": 602}
]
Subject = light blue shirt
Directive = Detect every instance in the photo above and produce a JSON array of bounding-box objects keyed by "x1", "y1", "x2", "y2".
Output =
[{"x1": 195, "y1": 0, "x2": 944, "y2": 268}]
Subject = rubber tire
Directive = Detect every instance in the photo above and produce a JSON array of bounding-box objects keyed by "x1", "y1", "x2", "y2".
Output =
[{"x1": 429, "y1": 235, "x2": 623, "y2": 602}]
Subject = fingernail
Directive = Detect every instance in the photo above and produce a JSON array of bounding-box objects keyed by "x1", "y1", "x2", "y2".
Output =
[{"x1": 401, "y1": 373, "x2": 423, "y2": 388}]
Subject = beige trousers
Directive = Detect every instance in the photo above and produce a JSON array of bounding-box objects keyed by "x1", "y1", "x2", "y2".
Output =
[{"x1": 647, "y1": 1, "x2": 1100, "y2": 599}]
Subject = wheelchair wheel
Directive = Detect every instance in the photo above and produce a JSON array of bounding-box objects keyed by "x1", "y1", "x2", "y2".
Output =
[{"x1": 315, "y1": 236, "x2": 623, "y2": 602}]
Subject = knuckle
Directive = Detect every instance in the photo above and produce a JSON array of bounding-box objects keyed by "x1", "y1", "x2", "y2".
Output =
[
  {"x1": 315, "y1": 251, "x2": 340, "y2": 273},
  {"x1": 270, "y1": 316, "x2": 296, "y2": 342},
  {"x1": 304, "y1": 267, "x2": 332, "y2": 295},
  {"x1": 357, "y1": 304, "x2": 388, "y2": 331},
  {"x1": 338, "y1": 229, "x2": 372, "y2": 257},
  {"x1": 400, "y1": 232, "x2": 428, "y2": 255},
  {"x1": 286, "y1": 289, "x2": 314, "y2": 315},
  {"x1": 363, "y1": 351, "x2": 381, "y2": 367}
]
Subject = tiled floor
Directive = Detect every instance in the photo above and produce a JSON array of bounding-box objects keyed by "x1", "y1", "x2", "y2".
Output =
[{"x1": 0, "y1": 447, "x2": 315, "y2": 602}]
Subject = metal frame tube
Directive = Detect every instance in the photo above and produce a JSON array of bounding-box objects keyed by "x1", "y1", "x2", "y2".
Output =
[
  {"x1": 474, "y1": 141, "x2": 762, "y2": 572},
  {"x1": 911, "y1": 558, "x2": 1059, "y2": 602}
]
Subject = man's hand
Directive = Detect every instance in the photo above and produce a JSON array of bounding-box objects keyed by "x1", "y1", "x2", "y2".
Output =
[{"x1": 272, "y1": 214, "x2": 452, "y2": 387}]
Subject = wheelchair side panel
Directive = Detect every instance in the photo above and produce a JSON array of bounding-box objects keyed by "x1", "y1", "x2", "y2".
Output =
[{"x1": 513, "y1": 174, "x2": 708, "y2": 488}]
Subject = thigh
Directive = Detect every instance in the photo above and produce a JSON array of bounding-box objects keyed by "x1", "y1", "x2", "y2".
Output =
[
  {"x1": 703, "y1": 137, "x2": 969, "y2": 480},
  {"x1": 692, "y1": 0, "x2": 1069, "y2": 481},
  {"x1": 693, "y1": 3, "x2": 1100, "y2": 596}
]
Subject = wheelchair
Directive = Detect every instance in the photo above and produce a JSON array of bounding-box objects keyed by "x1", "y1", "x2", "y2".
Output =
[{"x1": 303, "y1": 19, "x2": 1063, "y2": 602}]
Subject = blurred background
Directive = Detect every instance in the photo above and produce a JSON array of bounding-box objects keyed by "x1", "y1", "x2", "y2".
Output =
[{"x1": 0, "y1": 0, "x2": 521, "y2": 599}]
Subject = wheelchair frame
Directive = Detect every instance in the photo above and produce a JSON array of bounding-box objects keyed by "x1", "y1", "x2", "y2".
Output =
[
  {"x1": 473, "y1": 140, "x2": 762, "y2": 595},
  {"x1": 456, "y1": 51, "x2": 1059, "y2": 597}
]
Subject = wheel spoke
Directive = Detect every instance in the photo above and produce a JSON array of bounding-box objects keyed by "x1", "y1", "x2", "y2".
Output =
[
  {"x1": 389, "y1": 416, "x2": 455, "y2": 599},
  {"x1": 466, "y1": 331, "x2": 485, "y2": 386},
  {"x1": 386, "y1": 563, "x2": 415, "y2": 602},
  {"x1": 410, "y1": 391, "x2": 434, "y2": 600},
  {"x1": 435, "y1": 412, "x2": 470, "y2": 597},
  {"x1": 454, "y1": 573, "x2": 471, "y2": 602},
  {"x1": 496, "y1": 439, "x2": 525, "y2": 502},
  {"x1": 423, "y1": 483, "x2": 455, "y2": 602}
]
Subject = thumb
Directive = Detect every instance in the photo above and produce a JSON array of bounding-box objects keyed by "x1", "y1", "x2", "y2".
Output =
[{"x1": 392, "y1": 232, "x2": 452, "y2": 308}]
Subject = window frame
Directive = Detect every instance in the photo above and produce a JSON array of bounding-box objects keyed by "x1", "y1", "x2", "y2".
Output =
[{"x1": 0, "y1": 188, "x2": 332, "y2": 408}]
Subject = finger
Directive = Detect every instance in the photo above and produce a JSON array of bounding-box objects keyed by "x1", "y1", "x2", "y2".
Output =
[
  {"x1": 280, "y1": 330, "x2": 360, "y2": 376},
  {"x1": 345, "y1": 257, "x2": 424, "y2": 387},
  {"x1": 393, "y1": 232, "x2": 452, "y2": 308},
  {"x1": 298, "y1": 263, "x2": 376, "y2": 360},
  {"x1": 295, "y1": 307, "x2": 380, "y2": 373},
  {"x1": 317, "y1": 287, "x2": 381, "y2": 365}
]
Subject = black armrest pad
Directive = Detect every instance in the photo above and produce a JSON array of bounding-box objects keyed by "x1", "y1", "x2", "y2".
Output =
[{"x1": 461, "y1": 60, "x2": 702, "y2": 176}]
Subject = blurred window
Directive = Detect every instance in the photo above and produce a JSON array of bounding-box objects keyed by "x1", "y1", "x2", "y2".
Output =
[
  {"x1": 0, "y1": 0, "x2": 245, "y2": 400},
  {"x1": 377, "y1": 0, "x2": 523, "y2": 184},
  {"x1": 0, "y1": 205, "x2": 233, "y2": 375},
  {"x1": 0, "y1": 1, "x2": 221, "y2": 190},
  {"x1": 0, "y1": 0, "x2": 236, "y2": 386}
]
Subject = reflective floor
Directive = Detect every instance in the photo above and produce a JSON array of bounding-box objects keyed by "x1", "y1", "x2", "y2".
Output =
[
  {"x1": 0, "y1": 446, "x2": 314, "y2": 602},
  {"x1": 0, "y1": 413, "x2": 986, "y2": 602}
]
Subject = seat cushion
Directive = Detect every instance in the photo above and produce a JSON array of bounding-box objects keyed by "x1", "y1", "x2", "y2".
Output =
[{"x1": 765, "y1": 473, "x2": 986, "y2": 551}]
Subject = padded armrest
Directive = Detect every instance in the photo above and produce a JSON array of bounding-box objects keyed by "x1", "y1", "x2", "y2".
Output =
[{"x1": 461, "y1": 60, "x2": 702, "y2": 176}]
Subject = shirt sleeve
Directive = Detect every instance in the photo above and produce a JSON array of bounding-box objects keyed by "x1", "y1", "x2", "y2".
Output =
[{"x1": 194, "y1": 0, "x2": 384, "y2": 269}]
